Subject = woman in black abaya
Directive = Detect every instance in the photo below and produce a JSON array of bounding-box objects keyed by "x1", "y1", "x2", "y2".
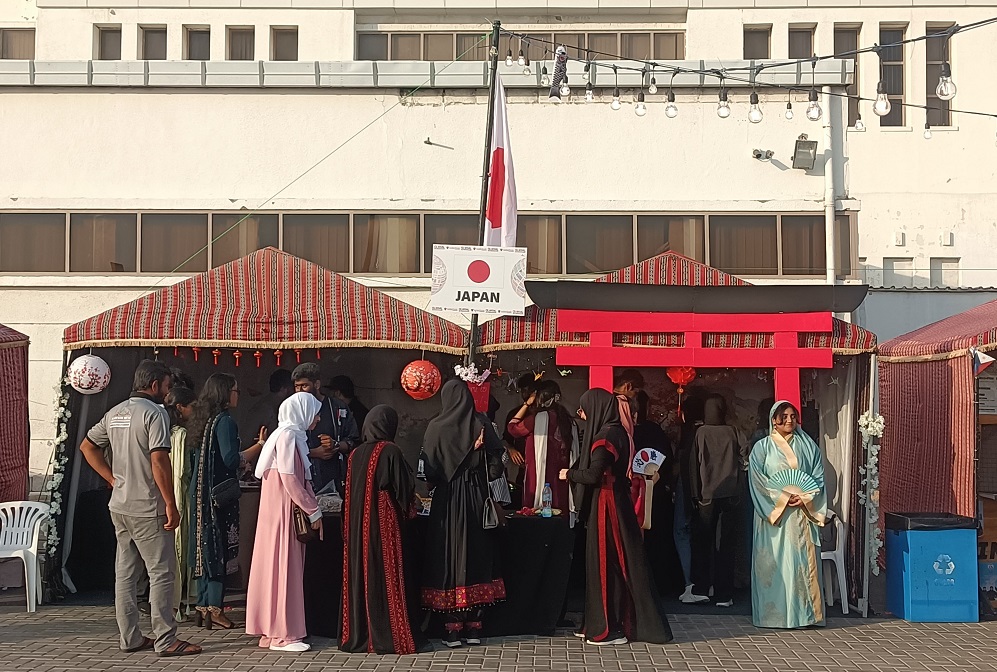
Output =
[
  {"x1": 560, "y1": 388, "x2": 673, "y2": 647},
  {"x1": 340, "y1": 405, "x2": 427, "y2": 654},
  {"x1": 420, "y1": 380, "x2": 506, "y2": 648}
]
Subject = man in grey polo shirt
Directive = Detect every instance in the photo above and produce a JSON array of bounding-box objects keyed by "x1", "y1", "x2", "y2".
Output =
[{"x1": 80, "y1": 360, "x2": 201, "y2": 657}]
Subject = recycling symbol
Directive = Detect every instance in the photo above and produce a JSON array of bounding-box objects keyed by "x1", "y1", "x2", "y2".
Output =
[{"x1": 934, "y1": 554, "x2": 956, "y2": 575}]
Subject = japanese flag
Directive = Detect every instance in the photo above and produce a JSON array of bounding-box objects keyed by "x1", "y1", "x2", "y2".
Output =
[{"x1": 484, "y1": 76, "x2": 518, "y2": 248}]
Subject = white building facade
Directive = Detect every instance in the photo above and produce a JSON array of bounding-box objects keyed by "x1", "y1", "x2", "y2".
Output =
[{"x1": 1, "y1": 0, "x2": 993, "y2": 486}]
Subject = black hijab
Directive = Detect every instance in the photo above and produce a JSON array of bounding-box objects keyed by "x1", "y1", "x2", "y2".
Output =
[
  {"x1": 361, "y1": 404, "x2": 398, "y2": 444},
  {"x1": 422, "y1": 379, "x2": 480, "y2": 483},
  {"x1": 580, "y1": 388, "x2": 623, "y2": 449}
]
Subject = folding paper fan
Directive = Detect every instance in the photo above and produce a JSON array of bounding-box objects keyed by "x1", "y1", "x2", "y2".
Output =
[
  {"x1": 771, "y1": 468, "x2": 821, "y2": 496},
  {"x1": 632, "y1": 448, "x2": 666, "y2": 476}
]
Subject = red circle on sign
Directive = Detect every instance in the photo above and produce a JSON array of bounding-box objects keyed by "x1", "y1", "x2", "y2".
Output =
[{"x1": 468, "y1": 260, "x2": 491, "y2": 283}]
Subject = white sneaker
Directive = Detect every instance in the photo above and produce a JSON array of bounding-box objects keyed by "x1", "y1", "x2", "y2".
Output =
[
  {"x1": 585, "y1": 635, "x2": 628, "y2": 646},
  {"x1": 716, "y1": 599, "x2": 734, "y2": 608},
  {"x1": 679, "y1": 585, "x2": 709, "y2": 604},
  {"x1": 270, "y1": 642, "x2": 311, "y2": 652}
]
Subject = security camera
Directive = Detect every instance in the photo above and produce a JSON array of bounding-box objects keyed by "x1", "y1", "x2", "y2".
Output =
[{"x1": 752, "y1": 149, "x2": 775, "y2": 160}]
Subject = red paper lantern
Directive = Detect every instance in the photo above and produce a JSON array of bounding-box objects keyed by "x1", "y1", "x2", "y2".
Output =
[
  {"x1": 274, "y1": 350, "x2": 283, "y2": 366},
  {"x1": 192, "y1": 347, "x2": 201, "y2": 362},
  {"x1": 233, "y1": 350, "x2": 242, "y2": 367},
  {"x1": 401, "y1": 360, "x2": 442, "y2": 400},
  {"x1": 254, "y1": 350, "x2": 263, "y2": 368},
  {"x1": 212, "y1": 349, "x2": 221, "y2": 365},
  {"x1": 667, "y1": 366, "x2": 697, "y2": 414}
]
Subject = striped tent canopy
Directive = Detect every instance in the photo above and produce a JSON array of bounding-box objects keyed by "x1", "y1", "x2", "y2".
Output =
[
  {"x1": 479, "y1": 252, "x2": 877, "y2": 354},
  {"x1": 63, "y1": 248, "x2": 469, "y2": 354},
  {"x1": 877, "y1": 300, "x2": 997, "y2": 520},
  {"x1": 0, "y1": 324, "x2": 29, "y2": 502}
]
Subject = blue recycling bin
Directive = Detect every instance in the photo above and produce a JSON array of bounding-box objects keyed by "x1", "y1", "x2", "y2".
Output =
[{"x1": 885, "y1": 513, "x2": 979, "y2": 622}]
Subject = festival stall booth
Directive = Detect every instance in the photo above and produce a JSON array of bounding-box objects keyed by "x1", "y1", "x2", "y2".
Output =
[
  {"x1": 0, "y1": 324, "x2": 29, "y2": 504},
  {"x1": 878, "y1": 300, "x2": 997, "y2": 610},
  {"x1": 479, "y1": 253, "x2": 878, "y2": 613},
  {"x1": 47, "y1": 248, "x2": 470, "y2": 626}
]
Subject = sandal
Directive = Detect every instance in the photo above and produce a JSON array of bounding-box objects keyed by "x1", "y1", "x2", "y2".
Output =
[
  {"x1": 124, "y1": 637, "x2": 154, "y2": 653},
  {"x1": 157, "y1": 640, "x2": 203, "y2": 658}
]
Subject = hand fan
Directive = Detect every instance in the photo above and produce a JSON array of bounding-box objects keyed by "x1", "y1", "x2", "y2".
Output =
[
  {"x1": 632, "y1": 448, "x2": 666, "y2": 476},
  {"x1": 770, "y1": 468, "x2": 820, "y2": 496}
]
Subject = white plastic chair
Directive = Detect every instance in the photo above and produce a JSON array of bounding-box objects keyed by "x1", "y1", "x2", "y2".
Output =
[
  {"x1": 821, "y1": 510, "x2": 849, "y2": 615},
  {"x1": 0, "y1": 501, "x2": 50, "y2": 612}
]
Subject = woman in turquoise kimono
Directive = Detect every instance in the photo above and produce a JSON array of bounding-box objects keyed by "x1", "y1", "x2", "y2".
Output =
[{"x1": 748, "y1": 400, "x2": 826, "y2": 629}]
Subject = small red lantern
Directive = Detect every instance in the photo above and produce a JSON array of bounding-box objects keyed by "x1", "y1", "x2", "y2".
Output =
[
  {"x1": 401, "y1": 360, "x2": 443, "y2": 400},
  {"x1": 316, "y1": 349, "x2": 321, "y2": 360},
  {"x1": 666, "y1": 366, "x2": 697, "y2": 414},
  {"x1": 274, "y1": 349, "x2": 283, "y2": 366},
  {"x1": 254, "y1": 350, "x2": 263, "y2": 368},
  {"x1": 212, "y1": 349, "x2": 222, "y2": 365},
  {"x1": 294, "y1": 349, "x2": 302, "y2": 363},
  {"x1": 192, "y1": 347, "x2": 201, "y2": 362},
  {"x1": 233, "y1": 350, "x2": 242, "y2": 367}
]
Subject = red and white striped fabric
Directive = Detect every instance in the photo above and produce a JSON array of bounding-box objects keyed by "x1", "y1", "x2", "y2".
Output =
[
  {"x1": 483, "y1": 77, "x2": 518, "y2": 249},
  {"x1": 0, "y1": 325, "x2": 29, "y2": 503},
  {"x1": 63, "y1": 248, "x2": 468, "y2": 354},
  {"x1": 877, "y1": 299, "x2": 997, "y2": 519}
]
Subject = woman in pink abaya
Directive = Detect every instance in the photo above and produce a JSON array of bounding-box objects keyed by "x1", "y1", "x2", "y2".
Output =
[{"x1": 246, "y1": 392, "x2": 324, "y2": 653}]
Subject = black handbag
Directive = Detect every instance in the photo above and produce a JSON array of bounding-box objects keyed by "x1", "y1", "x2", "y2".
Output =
[{"x1": 210, "y1": 478, "x2": 241, "y2": 509}]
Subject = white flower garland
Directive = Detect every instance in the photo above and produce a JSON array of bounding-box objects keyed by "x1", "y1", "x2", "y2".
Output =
[
  {"x1": 856, "y1": 410, "x2": 885, "y2": 575},
  {"x1": 44, "y1": 378, "x2": 71, "y2": 557},
  {"x1": 454, "y1": 363, "x2": 491, "y2": 384}
]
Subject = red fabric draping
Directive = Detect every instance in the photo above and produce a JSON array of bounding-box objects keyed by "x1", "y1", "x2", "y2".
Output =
[{"x1": 0, "y1": 325, "x2": 29, "y2": 502}]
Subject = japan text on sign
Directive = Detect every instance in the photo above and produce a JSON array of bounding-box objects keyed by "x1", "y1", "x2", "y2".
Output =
[{"x1": 428, "y1": 244, "x2": 528, "y2": 317}]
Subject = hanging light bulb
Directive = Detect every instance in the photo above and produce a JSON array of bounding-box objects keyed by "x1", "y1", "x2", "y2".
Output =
[
  {"x1": 748, "y1": 91, "x2": 763, "y2": 124},
  {"x1": 559, "y1": 75, "x2": 570, "y2": 97},
  {"x1": 716, "y1": 88, "x2": 730, "y2": 119},
  {"x1": 806, "y1": 88, "x2": 822, "y2": 121},
  {"x1": 611, "y1": 87, "x2": 622, "y2": 111},
  {"x1": 522, "y1": 55, "x2": 532, "y2": 76},
  {"x1": 585, "y1": 81, "x2": 594, "y2": 103},
  {"x1": 873, "y1": 81, "x2": 892, "y2": 117},
  {"x1": 517, "y1": 49, "x2": 526, "y2": 67},
  {"x1": 935, "y1": 61, "x2": 957, "y2": 101},
  {"x1": 648, "y1": 75, "x2": 658, "y2": 95},
  {"x1": 635, "y1": 91, "x2": 647, "y2": 117},
  {"x1": 854, "y1": 113, "x2": 866, "y2": 131},
  {"x1": 505, "y1": 50, "x2": 513, "y2": 67},
  {"x1": 923, "y1": 122, "x2": 933, "y2": 140},
  {"x1": 540, "y1": 65, "x2": 550, "y2": 88},
  {"x1": 785, "y1": 101, "x2": 794, "y2": 120},
  {"x1": 665, "y1": 90, "x2": 678, "y2": 118},
  {"x1": 582, "y1": 62, "x2": 591, "y2": 81}
]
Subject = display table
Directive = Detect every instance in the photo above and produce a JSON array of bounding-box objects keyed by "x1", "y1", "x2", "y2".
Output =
[{"x1": 300, "y1": 512, "x2": 574, "y2": 640}]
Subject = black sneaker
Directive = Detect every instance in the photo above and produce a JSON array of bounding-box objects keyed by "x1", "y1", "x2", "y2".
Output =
[
  {"x1": 443, "y1": 630, "x2": 462, "y2": 649},
  {"x1": 464, "y1": 628, "x2": 482, "y2": 646},
  {"x1": 585, "y1": 632, "x2": 628, "y2": 646}
]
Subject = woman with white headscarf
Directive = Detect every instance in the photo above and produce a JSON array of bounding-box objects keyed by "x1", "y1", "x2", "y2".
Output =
[{"x1": 246, "y1": 392, "x2": 324, "y2": 652}]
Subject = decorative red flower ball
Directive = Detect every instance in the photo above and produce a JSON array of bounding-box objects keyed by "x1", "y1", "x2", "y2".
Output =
[{"x1": 401, "y1": 360, "x2": 443, "y2": 400}]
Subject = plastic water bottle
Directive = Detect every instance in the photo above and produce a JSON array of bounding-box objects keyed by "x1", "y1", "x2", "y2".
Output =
[{"x1": 541, "y1": 484, "x2": 553, "y2": 518}]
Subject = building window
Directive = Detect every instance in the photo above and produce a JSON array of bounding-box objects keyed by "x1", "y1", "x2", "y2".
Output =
[
  {"x1": 211, "y1": 214, "x2": 278, "y2": 267},
  {"x1": 97, "y1": 26, "x2": 122, "y2": 61},
  {"x1": 70, "y1": 214, "x2": 136, "y2": 272},
  {"x1": 185, "y1": 27, "x2": 210, "y2": 60},
  {"x1": 879, "y1": 25, "x2": 906, "y2": 127},
  {"x1": 637, "y1": 215, "x2": 705, "y2": 263},
  {"x1": 788, "y1": 26, "x2": 814, "y2": 59},
  {"x1": 271, "y1": 27, "x2": 298, "y2": 61},
  {"x1": 834, "y1": 214, "x2": 853, "y2": 277},
  {"x1": 781, "y1": 215, "x2": 825, "y2": 276},
  {"x1": 710, "y1": 215, "x2": 778, "y2": 275},
  {"x1": 0, "y1": 28, "x2": 35, "y2": 59},
  {"x1": 834, "y1": 26, "x2": 861, "y2": 127},
  {"x1": 141, "y1": 26, "x2": 167, "y2": 60},
  {"x1": 565, "y1": 215, "x2": 634, "y2": 274},
  {"x1": 353, "y1": 214, "x2": 420, "y2": 273},
  {"x1": 282, "y1": 214, "x2": 350, "y2": 272},
  {"x1": 227, "y1": 27, "x2": 255, "y2": 61},
  {"x1": 518, "y1": 215, "x2": 562, "y2": 275},
  {"x1": 0, "y1": 213, "x2": 66, "y2": 272},
  {"x1": 926, "y1": 24, "x2": 954, "y2": 127},
  {"x1": 361, "y1": 30, "x2": 684, "y2": 62},
  {"x1": 424, "y1": 215, "x2": 478, "y2": 269},
  {"x1": 929, "y1": 257, "x2": 959, "y2": 288},
  {"x1": 140, "y1": 214, "x2": 208, "y2": 273},
  {"x1": 882, "y1": 257, "x2": 914, "y2": 288},
  {"x1": 743, "y1": 26, "x2": 771, "y2": 59}
]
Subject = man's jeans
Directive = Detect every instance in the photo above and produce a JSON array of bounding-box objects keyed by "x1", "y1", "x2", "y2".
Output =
[{"x1": 109, "y1": 512, "x2": 177, "y2": 652}]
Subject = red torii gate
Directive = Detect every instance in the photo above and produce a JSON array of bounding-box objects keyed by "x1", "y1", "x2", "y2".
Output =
[{"x1": 524, "y1": 280, "x2": 869, "y2": 411}]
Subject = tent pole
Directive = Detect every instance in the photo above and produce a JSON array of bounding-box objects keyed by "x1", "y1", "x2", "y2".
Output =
[
  {"x1": 859, "y1": 352, "x2": 878, "y2": 618},
  {"x1": 466, "y1": 20, "x2": 502, "y2": 366},
  {"x1": 60, "y1": 386, "x2": 91, "y2": 594}
]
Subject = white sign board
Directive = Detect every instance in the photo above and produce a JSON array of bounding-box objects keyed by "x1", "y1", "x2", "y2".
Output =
[
  {"x1": 428, "y1": 244, "x2": 528, "y2": 317},
  {"x1": 980, "y1": 374, "x2": 997, "y2": 415}
]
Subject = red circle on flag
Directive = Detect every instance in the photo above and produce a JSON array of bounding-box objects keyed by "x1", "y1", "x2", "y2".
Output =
[{"x1": 468, "y1": 260, "x2": 491, "y2": 284}]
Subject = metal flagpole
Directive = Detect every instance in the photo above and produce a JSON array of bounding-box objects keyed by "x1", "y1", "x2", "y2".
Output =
[{"x1": 465, "y1": 20, "x2": 502, "y2": 366}]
